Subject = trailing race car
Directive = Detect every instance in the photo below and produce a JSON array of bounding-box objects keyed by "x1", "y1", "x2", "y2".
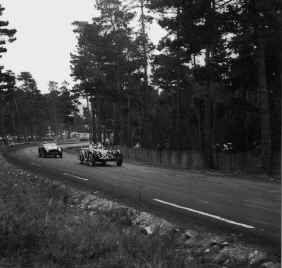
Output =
[
  {"x1": 38, "y1": 142, "x2": 63, "y2": 158},
  {"x1": 79, "y1": 143, "x2": 123, "y2": 166}
]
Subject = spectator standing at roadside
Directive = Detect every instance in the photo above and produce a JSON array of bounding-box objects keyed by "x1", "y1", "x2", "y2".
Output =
[{"x1": 134, "y1": 142, "x2": 141, "y2": 149}]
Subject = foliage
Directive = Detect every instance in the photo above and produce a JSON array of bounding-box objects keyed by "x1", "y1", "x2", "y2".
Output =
[
  {"x1": 0, "y1": 4, "x2": 16, "y2": 138},
  {"x1": 1, "y1": 73, "x2": 81, "y2": 141},
  {"x1": 0, "y1": 4, "x2": 16, "y2": 61},
  {"x1": 71, "y1": 0, "x2": 157, "y2": 147},
  {"x1": 146, "y1": 0, "x2": 281, "y2": 171}
]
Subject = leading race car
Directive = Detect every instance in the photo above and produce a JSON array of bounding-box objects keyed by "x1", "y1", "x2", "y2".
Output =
[
  {"x1": 79, "y1": 143, "x2": 123, "y2": 167},
  {"x1": 38, "y1": 142, "x2": 63, "y2": 158}
]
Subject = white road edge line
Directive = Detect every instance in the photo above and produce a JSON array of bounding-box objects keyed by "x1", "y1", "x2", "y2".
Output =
[
  {"x1": 63, "y1": 172, "x2": 88, "y2": 181},
  {"x1": 153, "y1": 198, "x2": 255, "y2": 230}
]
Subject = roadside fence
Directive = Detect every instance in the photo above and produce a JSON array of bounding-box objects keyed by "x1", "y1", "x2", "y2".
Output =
[{"x1": 120, "y1": 146, "x2": 280, "y2": 176}]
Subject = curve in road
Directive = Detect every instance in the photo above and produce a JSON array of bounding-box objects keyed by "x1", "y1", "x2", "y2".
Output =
[{"x1": 8, "y1": 145, "x2": 281, "y2": 247}]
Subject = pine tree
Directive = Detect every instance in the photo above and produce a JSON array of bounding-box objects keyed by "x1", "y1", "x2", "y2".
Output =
[
  {"x1": 0, "y1": 4, "x2": 16, "y2": 140},
  {"x1": 71, "y1": 0, "x2": 146, "y2": 145},
  {"x1": 228, "y1": 0, "x2": 281, "y2": 173}
]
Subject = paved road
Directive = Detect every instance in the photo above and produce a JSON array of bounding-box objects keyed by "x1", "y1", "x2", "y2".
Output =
[{"x1": 10, "y1": 146, "x2": 281, "y2": 245}]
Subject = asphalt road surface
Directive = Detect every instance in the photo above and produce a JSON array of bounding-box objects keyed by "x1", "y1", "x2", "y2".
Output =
[{"x1": 8, "y1": 146, "x2": 281, "y2": 246}]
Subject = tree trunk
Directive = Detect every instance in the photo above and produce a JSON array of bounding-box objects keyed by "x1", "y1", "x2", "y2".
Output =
[
  {"x1": 211, "y1": 102, "x2": 217, "y2": 168},
  {"x1": 0, "y1": 105, "x2": 6, "y2": 142},
  {"x1": 174, "y1": 5, "x2": 182, "y2": 150},
  {"x1": 204, "y1": 90, "x2": 213, "y2": 168},
  {"x1": 95, "y1": 96, "x2": 102, "y2": 142},
  {"x1": 140, "y1": 0, "x2": 149, "y2": 148},
  {"x1": 113, "y1": 102, "x2": 119, "y2": 145},
  {"x1": 86, "y1": 96, "x2": 93, "y2": 142},
  {"x1": 90, "y1": 97, "x2": 97, "y2": 143},
  {"x1": 127, "y1": 94, "x2": 131, "y2": 147},
  {"x1": 203, "y1": 49, "x2": 213, "y2": 168},
  {"x1": 203, "y1": 0, "x2": 216, "y2": 169},
  {"x1": 257, "y1": 39, "x2": 272, "y2": 174},
  {"x1": 279, "y1": 36, "x2": 282, "y2": 175}
]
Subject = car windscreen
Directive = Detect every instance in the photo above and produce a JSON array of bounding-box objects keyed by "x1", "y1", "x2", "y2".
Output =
[{"x1": 43, "y1": 143, "x2": 57, "y2": 147}]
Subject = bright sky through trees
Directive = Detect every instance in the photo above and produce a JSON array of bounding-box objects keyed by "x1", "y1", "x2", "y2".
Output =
[{"x1": 1, "y1": 0, "x2": 165, "y2": 92}]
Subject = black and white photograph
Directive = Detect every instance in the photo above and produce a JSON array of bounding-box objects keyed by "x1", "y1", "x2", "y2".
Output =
[{"x1": 0, "y1": 0, "x2": 281, "y2": 267}]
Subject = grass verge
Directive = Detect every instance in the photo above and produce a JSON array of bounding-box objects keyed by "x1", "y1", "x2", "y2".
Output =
[{"x1": 0, "y1": 154, "x2": 199, "y2": 268}]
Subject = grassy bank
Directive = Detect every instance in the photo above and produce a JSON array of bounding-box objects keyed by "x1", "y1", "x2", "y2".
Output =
[
  {"x1": 0, "y1": 163, "x2": 189, "y2": 267},
  {"x1": 0, "y1": 154, "x2": 197, "y2": 268}
]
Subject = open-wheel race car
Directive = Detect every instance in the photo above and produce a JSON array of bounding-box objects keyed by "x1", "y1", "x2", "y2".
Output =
[
  {"x1": 79, "y1": 143, "x2": 123, "y2": 167},
  {"x1": 38, "y1": 142, "x2": 63, "y2": 158}
]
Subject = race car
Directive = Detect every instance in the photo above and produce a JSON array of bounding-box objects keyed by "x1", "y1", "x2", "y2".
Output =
[
  {"x1": 79, "y1": 143, "x2": 123, "y2": 166},
  {"x1": 38, "y1": 142, "x2": 63, "y2": 158}
]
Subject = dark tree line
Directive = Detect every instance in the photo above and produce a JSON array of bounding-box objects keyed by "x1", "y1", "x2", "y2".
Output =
[
  {"x1": 71, "y1": 0, "x2": 281, "y2": 172},
  {"x1": 1, "y1": 71, "x2": 80, "y2": 141},
  {"x1": 149, "y1": 0, "x2": 281, "y2": 171}
]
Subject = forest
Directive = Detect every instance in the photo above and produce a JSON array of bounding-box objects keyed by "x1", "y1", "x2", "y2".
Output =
[
  {"x1": 71, "y1": 0, "x2": 281, "y2": 171},
  {"x1": 0, "y1": 0, "x2": 281, "y2": 172}
]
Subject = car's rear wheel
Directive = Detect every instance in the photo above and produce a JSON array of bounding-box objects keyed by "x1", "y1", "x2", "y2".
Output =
[
  {"x1": 79, "y1": 153, "x2": 84, "y2": 164},
  {"x1": 117, "y1": 159, "x2": 123, "y2": 167}
]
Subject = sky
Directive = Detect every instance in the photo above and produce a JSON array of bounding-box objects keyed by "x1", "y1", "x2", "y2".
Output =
[{"x1": 1, "y1": 0, "x2": 165, "y2": 93}]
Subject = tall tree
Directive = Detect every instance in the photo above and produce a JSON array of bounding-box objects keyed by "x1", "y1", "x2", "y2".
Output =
[
  {"x1": 72, "y1": 0, "x2": 146, "y2": 145},
  {"x1": 16, "y1": 72, "x2": 45, "y2": 138},
  {"x1": 0, "y1": 4, "x2": 16, "y2": 141},
  {"x1": 228, "y1": 0, "x2": 281, "y2": 173}
]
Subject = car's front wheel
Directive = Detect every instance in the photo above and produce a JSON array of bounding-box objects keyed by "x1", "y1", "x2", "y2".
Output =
[{"x1": 88, "y1": 153, "x2": 96, "y2": 166}]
